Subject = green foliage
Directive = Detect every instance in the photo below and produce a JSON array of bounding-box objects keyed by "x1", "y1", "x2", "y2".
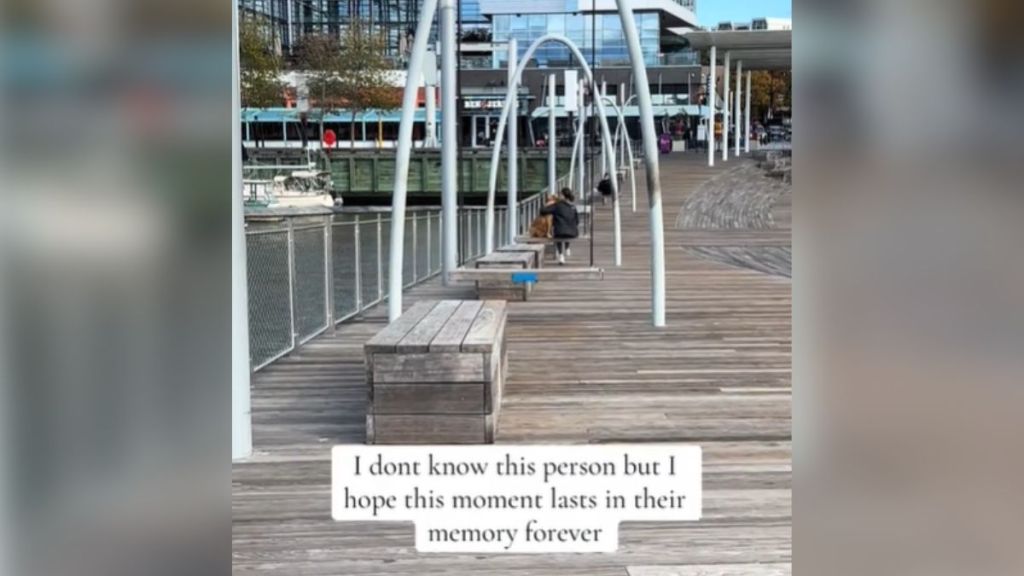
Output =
[
  {"x1": 240, "y1": 17, "x2": 285, "y2": 108},
  {"x1": 295, "y1": 32, "x2": 346, "y2": 109},
  {"x1": 337, "y1": 23, "x2": 402, "y2": 114},
  {"x1": 749, "y1": 70, "x2": 791, "y2": 121},
  {"x1": 296, "y1": 23, "x2": 402, "y2": 146}
]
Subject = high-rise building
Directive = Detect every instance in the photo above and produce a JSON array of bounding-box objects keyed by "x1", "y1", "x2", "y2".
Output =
[{"x1": 240, "y1": 0, "x2": 425, "y2": 58}]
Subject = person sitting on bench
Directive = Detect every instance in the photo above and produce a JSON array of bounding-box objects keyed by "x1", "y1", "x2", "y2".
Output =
[{"x1": 540, "y1": 188, "x2": 579, "y2": 265}]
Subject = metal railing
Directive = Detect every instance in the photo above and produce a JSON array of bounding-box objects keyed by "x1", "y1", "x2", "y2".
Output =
[
  {"x1": 247, "y1": 202, "x2": 537, "y2": 371},
  {"x1": 245, "y1": 164, "x2": 582, "y2": 371}
]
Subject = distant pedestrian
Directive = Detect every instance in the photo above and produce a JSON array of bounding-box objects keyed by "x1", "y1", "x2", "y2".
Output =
[{"x1": 596, "y1": 173, "x2": 614, "y2": 205}]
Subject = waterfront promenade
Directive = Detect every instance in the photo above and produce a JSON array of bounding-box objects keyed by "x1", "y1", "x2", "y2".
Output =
[{"x1": 232, "y1": 152, "x2": 792, "y2": 575}]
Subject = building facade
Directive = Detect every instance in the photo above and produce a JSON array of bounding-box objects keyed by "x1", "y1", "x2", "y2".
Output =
[
  {"x1": 482, "y1": 0, "x2": 698, "y2": 68},
  {"x1": 240, "y1": 0, "x2": 424, "y2": 59}
]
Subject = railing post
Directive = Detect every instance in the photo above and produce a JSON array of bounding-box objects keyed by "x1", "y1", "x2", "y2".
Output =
[
  {"x1": 286, "y1": 217, "x2": 297, "y2": 349},
  {"x1": 376, "y1": 213, "x2": 383, "y2": 301},
  {"x1": 326, "y1": 215, "x2": 335, "y2": 330},
  {"x1": 411, "y1": 212, "x2": 418, "y2": 281},
  {"x1": 425, "y1": 210, "x2": 432, "y2": 276},
  {"x1": 353, "y1": 214, "x2": 362, "y2": 311}
]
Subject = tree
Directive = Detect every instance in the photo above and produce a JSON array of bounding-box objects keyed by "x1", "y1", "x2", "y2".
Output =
[
  {"x1": 749, "y1": 70, "x2": 791, "y2": 124},
  {"x1": 336, "y1": 22, "x2": 402, "y2": 148},
  {"x1": 296, "y1": 33, "x2": 346, "y2": 148},
  {"x1": 240, "y1": 16, "x2": 285, "y2": 147},
  {"x1": 296, "y1": 24, "x2": 401, "y2": 150}
]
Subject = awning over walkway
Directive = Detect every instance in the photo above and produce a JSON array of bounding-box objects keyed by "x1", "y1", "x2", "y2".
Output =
[
  {"x1": 242, "y1": 108, "x2": 439, "y2": 123},
  {"x1": 674, "y1": 29, "x2": 792, "y2": 70},
  {"x1": 530, "y1": 104, "x2": 711, "y2": 119}
]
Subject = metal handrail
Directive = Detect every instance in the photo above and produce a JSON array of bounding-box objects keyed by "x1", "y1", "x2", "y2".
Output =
[{"x1": 245, "y1": 189, "x2": 542, "y2": 371}]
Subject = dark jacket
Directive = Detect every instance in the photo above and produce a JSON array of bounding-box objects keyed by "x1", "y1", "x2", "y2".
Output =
[
  {"x1": 540, "y1": 200, "x2": 579, "y2": 239},
  {"x1": 597, "y1": 178, "x2": 614, "y2": 196}
]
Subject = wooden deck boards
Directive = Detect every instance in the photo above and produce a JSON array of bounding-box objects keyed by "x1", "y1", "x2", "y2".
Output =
[{"x1": 233, "y1": 153, "x2": 792, "y2": 575}]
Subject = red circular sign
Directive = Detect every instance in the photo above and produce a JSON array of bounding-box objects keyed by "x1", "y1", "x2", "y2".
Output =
[{"x1": 323, "y1": 129, "x2": 337, "y2": 147}]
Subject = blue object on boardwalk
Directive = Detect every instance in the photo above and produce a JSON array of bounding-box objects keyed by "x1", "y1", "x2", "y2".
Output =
[{"x1": 511, "y1": 271, "x2": 539, "y2": 285}]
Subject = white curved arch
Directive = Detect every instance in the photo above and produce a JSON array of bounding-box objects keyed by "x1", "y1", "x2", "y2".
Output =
[
  {"x1": 389, "y1": 0, "x2": 667, "y2": 326},
  {"x1": 600, "y1": 95, "x2": 638, "y2": 215},
  {"x1": 385, "y1": 0, "x2": 439, "y2": 321},
  {"x1": 483, "y1": 34, "x2": 620, "y2": 265}
]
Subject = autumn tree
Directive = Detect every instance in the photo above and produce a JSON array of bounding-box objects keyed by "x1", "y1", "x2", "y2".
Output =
[
  {"x1": 295, "y1": 32, "x2": 344, "y2": 148},
  {"x1": 749, "y1": 70, "x2": 791, "y2": 123},
  {"x1": 296, "y1": 23, "x2": 401, "y2": 149},
  {"x1": 336, "y1": 22, "x2": 402, "y2": 148},
  {"x1": 240, "y1": 16, "x2": 285, "y2": 146}
]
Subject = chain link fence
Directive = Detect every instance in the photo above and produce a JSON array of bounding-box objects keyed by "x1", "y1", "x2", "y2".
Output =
[{"x1": 248, "y1": 206, "x2": 521, "y2": 371}]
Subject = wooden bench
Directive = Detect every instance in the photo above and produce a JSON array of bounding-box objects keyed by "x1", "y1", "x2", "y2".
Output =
[
  {"x1": 496, "y1": 243, "x2": 546, "y2": 268},
  {"x1": 448, "y1": 267, "x2": 605, "y2": 283},
  {"x1": 474, "y1": 251, "x2": 536, "y2": 301},
  {"x1": 365, "y1": 300, "x2": 508, "y2": 444}
]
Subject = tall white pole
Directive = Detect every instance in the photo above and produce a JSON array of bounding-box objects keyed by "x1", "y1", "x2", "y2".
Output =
[
  {"x1": 232, "y1": 0, "x2": 252, "y2": 460},
  {"x1": 286, "y1": 0, "x2": 294, "y2": 54},
  {"x1": 735, "y1": 60, "x2": 743, "y2": 157},
  {"x1": 708, "y1": 46, "x2": 716, "y2": 167},
  {"x1": 577, "y1": 79, "x2": 585, "y2": 202},
  {"x1": 722, "y1": 51, "x2": 730, "y2": 162},
  {"x1": 388, "y1": 0, "x2": 439, "y2": 320},
  {"x1": 600, "y1": 80, "x2": 608, "y2": 175},
  {"x1": 614, "y1": 0, "x2": 667, "y2": 326},
  {"x1": 506, "y1": 39, "x2": 518, "y2": 244},
  {"x1": 745, "y1": 71, "x2": 752, "y2": 153},
  {"x1": 548, "y1": 74, "x2": 557, "y2": 195},
  {"x1": 598, "y1": 96, "x2": 622, "y2": 268},
  {"x1": 440, "y1": 0, "x2": 458, "y2": 279},
  {"x1": 619, "y1": 82, "x2": 627, "y2": 167},
  {"x1": 424, "y1": 83, "x2": 437, "y2": 147}
]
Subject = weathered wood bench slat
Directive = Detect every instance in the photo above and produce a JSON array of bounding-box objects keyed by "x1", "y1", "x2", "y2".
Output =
[
  {"x1": 462, "y1": 300, "x2": 507, "y2": 353},
  {"x1": 496, "y1": 243, "x2": 546, "y2": 268},
  {"x1": 395, "y1": 300, "x2": 461, "y2": 353},
  {"x1": 476, "y1": 252, "x2": 534, "y2": 267},
  {"x1": 365, "y1": 300, "x2": 438, "y2": 353},
  {"x1": 372, "y1": 383, "x2": 486, "y2": 415},
  {"x1": 429, "y1": 300, "x2": 484, "y2": 352},
  {"x1": 367, "y1": 414, "x2": 494, "y2": 444},
  {"x1": 372, "y1": 352, "x2": 486, "y2": 383}
]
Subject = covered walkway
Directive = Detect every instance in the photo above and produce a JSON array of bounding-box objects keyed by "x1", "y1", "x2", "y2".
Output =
[{"x1": 232, "y1": 152, "x2": 792, "y2": 574}]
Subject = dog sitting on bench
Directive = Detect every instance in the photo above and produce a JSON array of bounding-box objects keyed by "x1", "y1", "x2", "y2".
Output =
[{"x1": 528, "y1": 194, "x2": 559, "y2": 239}]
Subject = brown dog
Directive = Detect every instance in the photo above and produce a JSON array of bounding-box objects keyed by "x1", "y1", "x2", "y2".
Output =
[{"x1": 528, "y1": 195, "x2": 559, "y2": 238}]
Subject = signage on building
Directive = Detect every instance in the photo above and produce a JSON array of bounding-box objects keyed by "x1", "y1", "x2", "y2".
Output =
[{"x1": 463, "y1": 99, "x2": 506, "y2": 110}]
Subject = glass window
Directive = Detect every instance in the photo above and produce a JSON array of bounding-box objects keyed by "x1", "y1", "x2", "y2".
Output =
[{"x1": 547, "y1": 14, "x2": 565, "y2": 34}]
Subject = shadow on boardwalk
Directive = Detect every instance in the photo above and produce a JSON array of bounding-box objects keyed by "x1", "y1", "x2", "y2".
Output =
[{"x1": 233, "y1": 153, "x2": 792, "y2": 575}]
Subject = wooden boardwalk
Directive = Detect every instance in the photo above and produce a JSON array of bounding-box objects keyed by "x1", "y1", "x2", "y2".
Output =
[{"x1": 233, "y1": 153, "x2": 792, "y2": 575}]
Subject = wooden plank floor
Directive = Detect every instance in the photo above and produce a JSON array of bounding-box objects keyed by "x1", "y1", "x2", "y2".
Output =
[{"x1": 233, "y1": 153, "x2": 792, "y2": 575}]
